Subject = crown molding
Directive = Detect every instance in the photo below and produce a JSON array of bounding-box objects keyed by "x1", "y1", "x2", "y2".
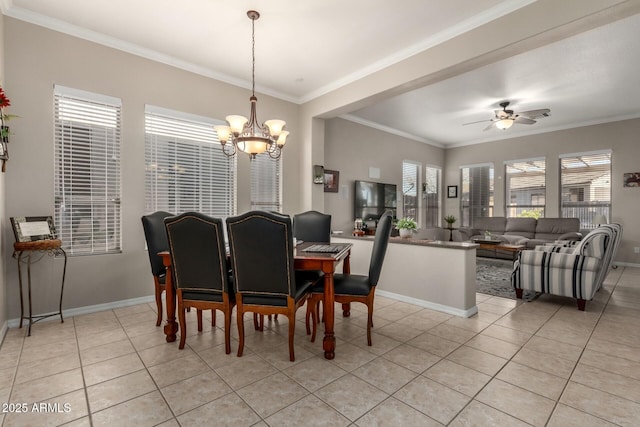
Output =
[{"x1": 339, "y1": 114, "x2": 445, "y2": 148}]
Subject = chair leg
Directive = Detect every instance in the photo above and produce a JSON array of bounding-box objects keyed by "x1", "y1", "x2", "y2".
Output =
[
  {"x1": 310, "y1": 299, "x2": 319, "y2": 343},
  {"x1": 224, "y1": 309, "x2": 232, "y2": 355},
  {"x1": 515, "y1": 289, "x2": 523, "y2": 299},
  {"x1": 178, "y1": 302, "x2": 187, "y2": 350},
  {"x1": 366, "y1": 305, "x2": 373, "y2": 346},
  {"x1": 577, "y1": 299, "x2": 586, "y2": 311},
  {"x1": 197, "y1": 309, "x2": 203, "y2": 332},
  {"x1": 237, "y1": 310, "x2": 245, "y2": 357},
  {"x1": 288, "y1": 313, "x2": 296, "y2": 362},
  {"x1": 211, "y1": 309, "x2": 216, "y2": 327},
  {"x1": 154, "y1": 281, "x2": 163, "y2": 327}
]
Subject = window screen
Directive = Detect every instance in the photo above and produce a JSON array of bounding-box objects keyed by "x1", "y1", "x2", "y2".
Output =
[
  {"x1": 505, "y1": 158, "x2": 546, "y2": 218},
  {"x1": 424, "y1": 166, "x2": 441, "y2": 227}
]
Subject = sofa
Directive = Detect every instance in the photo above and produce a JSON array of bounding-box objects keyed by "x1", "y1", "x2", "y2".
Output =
[
  {"x1": 511, "y1": 224, "x2": 621, "y2": 310},
  {"x1": 454, "y1": 217, "x2": 582, "y2": 258}
]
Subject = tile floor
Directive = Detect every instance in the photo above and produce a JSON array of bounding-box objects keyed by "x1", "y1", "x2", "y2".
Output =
[{"x1": 1, "y1": 266, "x2": 640, "y2": 426}]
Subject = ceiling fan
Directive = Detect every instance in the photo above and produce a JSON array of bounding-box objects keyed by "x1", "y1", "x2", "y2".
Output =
[{"x1": 464, "y1": 101, "x2": 551, "y2": 131}]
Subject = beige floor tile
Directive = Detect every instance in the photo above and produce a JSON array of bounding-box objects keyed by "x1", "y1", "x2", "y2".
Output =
[
  {"x1": 444, "y1": 315, "x2": 491, "y2": 333},
  {"x1": 116, "y1": 310, "x2": 157, "y2": 327},
  {"x1": 161, "y1": 370, "x2": 232, "y2": 415},
  {"x1": 446, "y1": 345, "x2": 508, "y2": 376},
  {"x1": 327, "y1": 342, "x2": 377, "y2": 372},
  {"x1": 497, "y1": 361, "x2": 567, "y2": 400},
  {"x1": 393, "y1": 375, "x2": 470, "y2": 425},
  {"x1": 266, "y1": 394, "x2": 350, "y2": 427},
  {"x1": 580, "y1": 347, "x2": 640, "y2": 380},
  {"x1": 424, "y1": 359, "x2": 491, "y2": 397},
  {"x1": 79, "y1": 339, "x2": 135, "y2": 366},
  {"x1": 547, "y1": 403, "x2": 618, "y2": 427},
  {"x1": 137, "y1": 340, "x2": 192, "y2": 367},
  {"x1": 394, "y1": 313, "x2": 443, "y2": 331},
  {"x1": 10, "y1": 368, "x2": 84, "y2": 403},
  {"x1": 476, "y1": 379, "x2": 555, "y2": 426},
  {"x1": 449, "y1": 400, "x2": 530, "y2": 427},
  {"x1": 62, "y1": 416, "x2": 93, "y2": 427},
  {"x1": 114, "y1": 303, "x2": 155, "y2": 318},
  {"x1": 368, "y1": 321, "x2": 424, "y2": 343},
  {"x1": 147, "y1": 352, "x2": 210, "y2": 388},
  {"x1": 15, "y1": 352, "x2": 80, "y2": 384},
  {"x1": 560, "y1": 381, "x2": 640, "y2": 425},
  {"x1": 381, "y1": 344, "x2": 441, "y2": 374},
  {"x1": 525, "y1": 335, "x2": 583, "y2": 362},
  {"x1": 355, "y1": 397, "x2": 442, "y2": 427},
  {"x1": 87, "y1": 369, "x2": 157, "y2": 412},
  {"x1": 585, "y1": 337, "x2": 640, "y2": 365},
  {"x1": 129, "y1": 328, "x2": 171, "y2": 352},
  {"x1": 477, "y1": 302, "x2": 515, "y2": 316},
  {"x1": 77, "y1": 328, "x2": 128, "y2": 350},
  {"x1": 352, "y1": 358, "x2": 418, "y2": 394},
  {"x1": 480, "y1": 324, "x2": 532, "y2": 346},
  {"x1": 82, "y1": 353, "x2": 144, "y2": 386},
  {"x1": 283, "y1": 355, "x2": 348, "y2": 392},
  {"x1": 254, "y1": 341, "x2": 315, "y2": 370},
  {"x1": 315, "y1": 374, "x2": 388, "y2": 421},
  {"x1": 512, "y1": 347, "x2": 577, "y2": 379},
  {"x1": 197, "y1": 342, "x2": 247, "y2": 369},
  {"x1": 184, "y1": 327, "x2": 230, "y2": 352},
  {"x1": 426, "y1": 323, "x2": 478, "y2": 344},
  {"x1": 214, "y1": 354, "x2": 279, "y2": 389},
  {"x1": 571, "y1": 363, "x2": 640, "y2": 403},
  {"x1": 154, "y1": 419, "x2": 180, "y2": 427},
  {"x1": 0, "y1": 366, "x2": 16, "y2": 390},
  {"x1": 92, "y1": 390, "x2": 173, "y2": 427},
  {"x1": 178, "y1": 392, "x2": 260, "y2": 426},
  {"x1": 465, "y1": 334, "x2": 521, "y2": 359},
  {"x1": 408, "y1": 332, "x2": 462, "y2": 357},
  {"x1": 3, "y1": 389, "x2": 88, "y2": 427},
  {"x1": 18, "y1": 339, "x2": 78, "y2": 365},
  {"x1": 237, "y1": 372, "x2": 308, "y2": 418}
]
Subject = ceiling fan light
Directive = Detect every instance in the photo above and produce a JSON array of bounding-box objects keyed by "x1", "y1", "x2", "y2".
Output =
[{"x1": 496, "y1": 118, "x2": 514, "y2": 130}]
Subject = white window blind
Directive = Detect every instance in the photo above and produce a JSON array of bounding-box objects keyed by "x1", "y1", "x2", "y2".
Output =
[
  {"x1": 402, "y1": 160, "x2": 419, "y2": 221},
  {"x1": 424, "y1": 166, "x2": 441, "y2": 227},
  {"x1": 250, "y1": 153, "x2": 282, "y2": 212},
  {"x1": 560, "y1": 150, "x2": 611, "y2": 229},
  {"x1": 145, "y1": 108, "x2": 236, "y2": 218},
  {"x1": 505, "y1": 158, "x2": 546, "y2": 218},
  {"x1": 54, "y1": 86, "x2": 122, "y2": 256},
  {"x1": 460, "y1": 163, "x2": 494, "y2": 227}
]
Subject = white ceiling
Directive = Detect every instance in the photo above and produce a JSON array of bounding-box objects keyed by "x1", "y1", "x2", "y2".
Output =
[{"x1": 4, "y1": 0, "x2": 640, "y2": 147}]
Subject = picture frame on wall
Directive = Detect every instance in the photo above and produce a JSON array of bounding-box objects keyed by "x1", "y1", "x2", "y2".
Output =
[
  {"x1": 10, "y1": 216, "x2": 57, "y2": 242},
  {"x1": 624, "y1": 172, "x2": 640, "y2": 187},
  {"x1": 447, "y1": 185, "x2": 458, "y2": 198},
  {"x1": 324, "y1": 169, "x2": 339, "y2": 193}
]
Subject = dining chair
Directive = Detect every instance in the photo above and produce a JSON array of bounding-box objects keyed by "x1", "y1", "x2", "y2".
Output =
[
  {"x1": 141, "y1": 211, "x2": 173, "y2": 326},
  {"x1": 293, "y1": 210, "x2": 331, "y2": 243},
  {"x1": 306, "y1": 210, "x2": 393, "y2": 346},
  {"x1": 227, "y1": 211, "x2": 316, "y2": 361},
  {"x1": 164, "y1": 212, "x2": 235, "y2": 353}
]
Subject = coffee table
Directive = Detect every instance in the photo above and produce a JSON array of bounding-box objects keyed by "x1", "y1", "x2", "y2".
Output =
[{"x1": 473, "y1": 239, "x2": 525, "y2": 260}]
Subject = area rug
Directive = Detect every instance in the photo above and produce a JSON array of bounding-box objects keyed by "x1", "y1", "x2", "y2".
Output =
[
  {"x1": 476, "y1": 258, "x2": 516, "y2": 299},
  {"x1": 476, "y1": 258, "x2": 539, "y2": 300}
]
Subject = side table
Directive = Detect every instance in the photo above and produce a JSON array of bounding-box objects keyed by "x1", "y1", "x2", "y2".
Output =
[
  {"x1": 446, "y1": 227, "x2": 458, "y2": 241},
  {"x1": 13, "y1": 239, "x2": 67, "y2": 336}
]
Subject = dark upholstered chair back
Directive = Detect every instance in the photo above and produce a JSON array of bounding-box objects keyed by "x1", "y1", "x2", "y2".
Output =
[
  {"x1": 227, "y1": 211, "x2": 295, "y2": 298},
  {"x1": 293, "y1": 210, "x2": 331, "y2": 243},
  {"x1": 165, "y1": 212, "x2": 230, "y2": 294},
  {"x1": 141, "y1": 211, "x2": 173, "y2": 278},
  {"x1": 368, "y1": 210, "x2": 393, "y2": 286}
]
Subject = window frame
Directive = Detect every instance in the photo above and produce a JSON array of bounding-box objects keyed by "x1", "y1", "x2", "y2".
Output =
[
  {"x1": 504, "y1": 157, "x2": 546, "y2": 218},
  {"x1": 460, "y1": 163, "x2": 494, "y2": 227}
]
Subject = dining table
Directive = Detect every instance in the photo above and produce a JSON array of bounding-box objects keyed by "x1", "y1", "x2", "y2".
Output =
[{"x1": 158, "y1": 241, "x2": 352, "y2": 360}]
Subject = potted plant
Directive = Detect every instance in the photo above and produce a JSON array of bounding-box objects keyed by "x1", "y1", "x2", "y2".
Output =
[
  {"x1": 396, "y1": 217, "x2": 417, "y2": 238},
  {"x1": 0, "y1": 86, "x2": 16, "y2": 172},
  {"x1": 444, "y1": 215, "x2": 457, "y2": 229}
]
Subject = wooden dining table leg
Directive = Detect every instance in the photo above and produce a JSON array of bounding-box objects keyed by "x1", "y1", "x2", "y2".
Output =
[
  {"x1": 161, "y1": 253, "x2": 178, "y2": 342},
  {"x1": 342, "y1": 252, "x2": 352, "y2": 317},
  {"x1": 322, "y1": 268, "x2": 336, "y2": 360}
]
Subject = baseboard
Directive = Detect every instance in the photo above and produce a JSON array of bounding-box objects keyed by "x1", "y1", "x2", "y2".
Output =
[
  {"x1": 6, "y1": 295, "x2": 156, "y2": 329},
  {"x1": 376, "y1": 290, "x2": 478, "y2": 318},
  {"x1": 0, "y1": 321, "x2": 8, "y2": 347},
  {"x1": 614, "y1": 262, "x2": 640, "y2": 268}
]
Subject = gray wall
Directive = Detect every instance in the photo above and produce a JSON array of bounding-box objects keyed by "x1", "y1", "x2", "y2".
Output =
[
  {"x1": 0, "y1": 13, "x2": 6, "y2": 329},
  {"x1": 324, "y1": 118, "x2": 445, "y2": 232},
  {"x1": 2, "y1": 18, "x2": 301, "y2": 319}
]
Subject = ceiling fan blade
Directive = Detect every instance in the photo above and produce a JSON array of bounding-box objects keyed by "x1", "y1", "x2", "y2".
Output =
[
  {"x1": 514, "y1": 116, "x2": 536, "y2": 125},
  {"x1": 483, "y1": 122, "x2": 497, "y2": 131},
  {"x1": 462, "y1": 119, "x2": 492, "y2": 126},
  {"x1": 518, "y1": 108, "x2": 550, "y2": 119}
]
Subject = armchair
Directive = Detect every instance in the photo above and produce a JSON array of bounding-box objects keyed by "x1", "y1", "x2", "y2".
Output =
[{"x1": 512, "y1": 225, "x2": 620, "y2": 310}]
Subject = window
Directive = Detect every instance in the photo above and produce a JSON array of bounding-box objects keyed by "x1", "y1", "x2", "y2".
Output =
[
  {"x1": 460, "y1": 163, "x2": 494, "y2": 227},
  {"x1": 423, "y1": 165, "x2": 441, "y2": 227},
  {"x1": 560, "y1": 150, "x2": 611, "y2": 229},
  {"x1": 402, "y1": 160, "x2": 420, "y2": 222},
  {"x1": 505, "y1": 158, "x2": 546, "y2": 218},
  {"x1": 54, "y1": 86, "x2": 121, "y2": 255},
  {"x1": 250, "y1": 153, "x2": 282, "y2": 212},
  {"x1": 145, "y1": 106, "x2": 236, "y2": 218}
]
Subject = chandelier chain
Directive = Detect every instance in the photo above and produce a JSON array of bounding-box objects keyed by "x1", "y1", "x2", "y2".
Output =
[{"x1": 251, "y1": 16, "x2": 256, "y2": 96}]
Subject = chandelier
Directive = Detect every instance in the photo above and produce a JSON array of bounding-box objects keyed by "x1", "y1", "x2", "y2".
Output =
[{"x1": 215, "y1": 10, "x2": 289, "y2": 160}]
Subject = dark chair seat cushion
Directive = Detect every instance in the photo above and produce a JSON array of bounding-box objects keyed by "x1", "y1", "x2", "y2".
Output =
[
  {"x1": 241, "y1": 277, "x2": 314, "y2": 307},
  {"x1": 181, "y1": 290, "x2": 235, "y2": 303},
  {"x1": 296, "y1": 270, "x2": 324, "y2": 283},
  {"x1": 310, "y1": 274, "x2": 371, "y2": 296}
]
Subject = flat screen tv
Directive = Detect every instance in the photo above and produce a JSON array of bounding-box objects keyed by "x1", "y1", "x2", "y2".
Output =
[{"x1": 354, "y1": 180, "x2": 397, "y2": 221}]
